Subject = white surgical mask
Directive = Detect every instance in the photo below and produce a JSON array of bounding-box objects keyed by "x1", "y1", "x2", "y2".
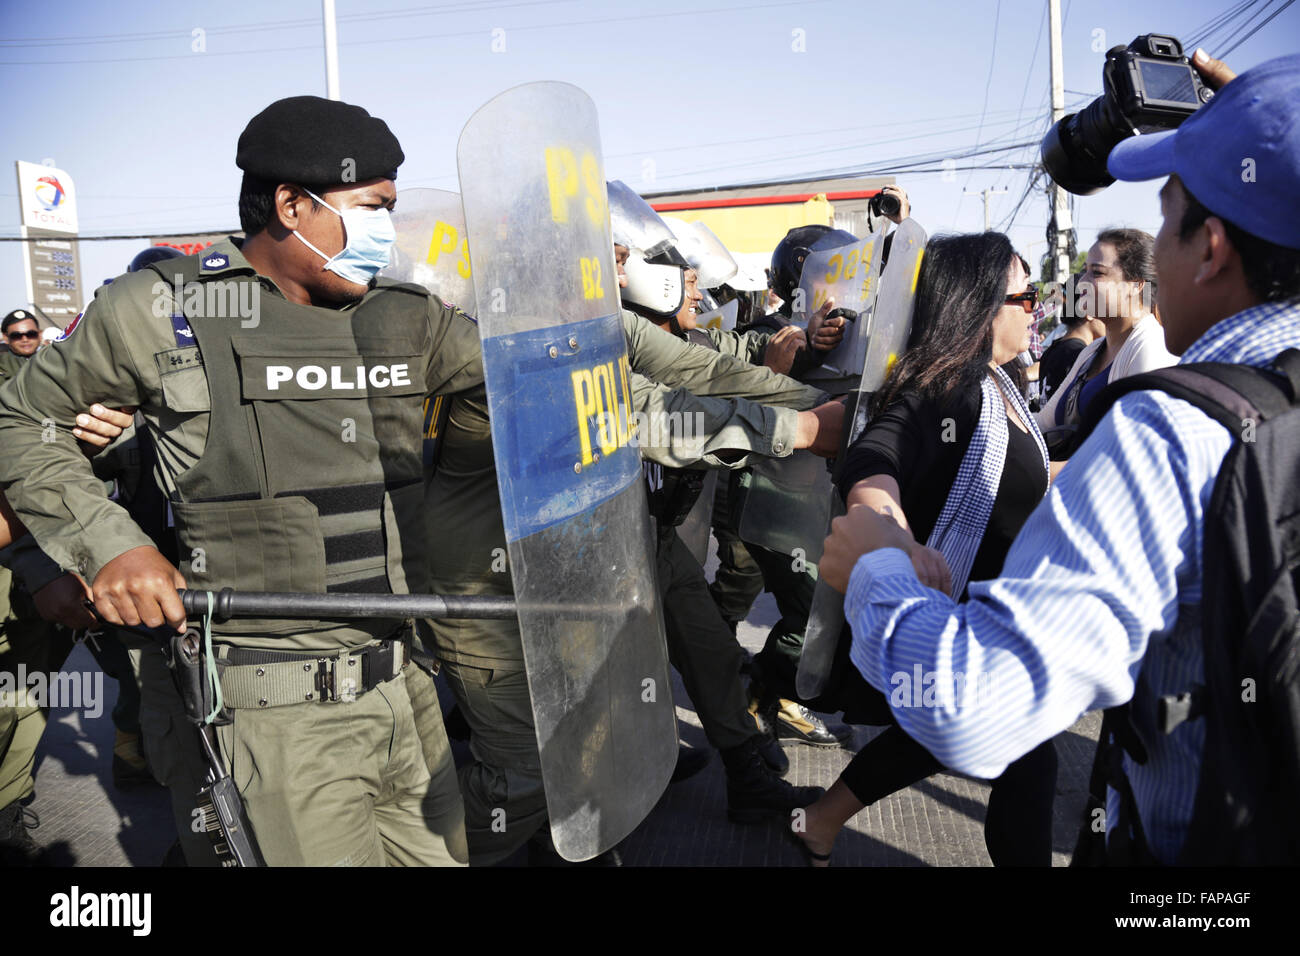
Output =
[{"x1": 293, "y1": 189, "x2": 396, "y2": 285}]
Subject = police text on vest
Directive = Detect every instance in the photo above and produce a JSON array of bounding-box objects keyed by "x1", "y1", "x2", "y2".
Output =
[{"x1": 265, "y1": 363, "x2": 412, "y2": 391}]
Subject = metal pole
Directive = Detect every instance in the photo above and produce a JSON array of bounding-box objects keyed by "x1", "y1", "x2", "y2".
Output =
[
  {"x1": 965, "y1": 187, "x2": 1008, "y2": 231},
  {"x1": 1048, "y1": 0, "x2": 1073, "y2": 284},
  {"x1": 181, "y1": 588, "x2": 517, "y2": 621},
  {"x1": 322, "y1": 0, "x2": 341, "y2": 101}
]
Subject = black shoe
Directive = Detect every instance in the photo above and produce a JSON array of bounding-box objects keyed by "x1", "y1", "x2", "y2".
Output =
[
  {"x1": 721, "y1": 738, "x2": 824, "y2": 825},
  {"x1": 0, "y1": 802, "x2": 45, "y2": 866},
  {"x1": 756, "y1": 734, "x2": 789, "y2": 775},
  {"x1": 774, "y1": 699, "x2": 850, "y2": 747},
  {"x1": 671, "y1": 746, "x2": 710, "y2": 783},
  {"x1": 746, "y1": 689, "x2": 789, "y2": 773}
]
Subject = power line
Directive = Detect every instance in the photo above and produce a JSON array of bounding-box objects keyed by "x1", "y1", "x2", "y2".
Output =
[
  {"x1": 0, "y1": 0, "x2": 573, "y2": 46},
  {"x1": 1220, "y1": 0, "x2": 1296, "y2": 54},
  {"x1": 1187, "y1": 0, "x2": 1262, "y2": 49},
  {"x1": 955, "y1": 0, "x2": 1004, "y2": 223},
  {"x1": 0, "y1": 0, "x2": 825, "y2": 65}
]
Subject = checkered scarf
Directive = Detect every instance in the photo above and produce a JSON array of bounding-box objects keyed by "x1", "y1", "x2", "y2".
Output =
[{"x1": 925, "y1": 366, "x2": 1049, "y2": 597}]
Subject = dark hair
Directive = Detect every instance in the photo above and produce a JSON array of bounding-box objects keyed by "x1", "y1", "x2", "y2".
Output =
[
  {"x1": 238, "y1": 174, "x2": 324, "y2": 236},
  {"x1": 1095, "y1": 227, "x2": 1157, "y2": 307},
  {"x1": 1176, "y1": 180, "x2": 1300, "y2": 304},
  {"x1": 872, "y1": 231, "x2": 1016, "y2": 416},
  {"x1": 2, "y1": 312, "x2": 35, "y2": 335}
]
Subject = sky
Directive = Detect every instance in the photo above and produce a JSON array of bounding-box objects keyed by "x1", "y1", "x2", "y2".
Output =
[{"x1": 1, "y1": 0, "x2": 1297, "y2": 316}]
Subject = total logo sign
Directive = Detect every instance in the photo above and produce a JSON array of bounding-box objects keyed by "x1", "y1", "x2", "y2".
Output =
[
  {"x1": 34, "y1": 175, "x2": 66, "y2": 210},
  {"x1": 16, "y1": 160, "x2": 78, "y2": 233}
]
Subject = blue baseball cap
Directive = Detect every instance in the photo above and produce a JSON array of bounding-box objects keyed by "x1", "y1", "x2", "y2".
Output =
[{"x1": 1108, "y1": 52, "x2": 1300, "y2": 251}]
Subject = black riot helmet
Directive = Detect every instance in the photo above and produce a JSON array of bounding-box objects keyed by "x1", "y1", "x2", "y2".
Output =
[
  {"x1": 768, "y1": 224, "x2": 858, "y2": 305},
  {"x1": 128, "y1": 245, "x2": 186, "y2": 273}
]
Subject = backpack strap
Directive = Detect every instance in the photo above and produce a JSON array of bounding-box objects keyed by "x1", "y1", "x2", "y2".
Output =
[{"x1": 1077, "y1": 349, "x2": 1300, "y2": 445}]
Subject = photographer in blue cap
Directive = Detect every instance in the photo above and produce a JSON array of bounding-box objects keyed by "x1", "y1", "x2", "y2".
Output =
[{"x1": 805, "y1": 50, "x2": 1300, "y2": 866}]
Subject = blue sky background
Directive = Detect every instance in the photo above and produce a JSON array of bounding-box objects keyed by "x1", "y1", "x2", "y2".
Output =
[{"x1": 2, "y1": 0, "x2": 1296, "y2": 315}]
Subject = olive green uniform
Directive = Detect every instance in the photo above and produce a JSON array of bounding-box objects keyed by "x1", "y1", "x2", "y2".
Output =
[
  {"x1": 706, "y1": 324, "x2": 827, "y2": 701},
  {"x1": 0, "y1": 239, "x2": 478, "y2": 866},
  {"x1": 0, "y1": 349, "x2": 25, "y2": 387},
  {"x1": 426, "y1": 309, "x2": 825, "y2": 864},
  {"x1": 0, "y1": 348, "x2": 75, "y2": 821}
]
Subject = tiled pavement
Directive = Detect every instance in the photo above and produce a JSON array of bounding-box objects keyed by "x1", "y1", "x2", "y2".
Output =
[{"x1": 27, "y1": 558, "x2": 1099, "y2": 868}]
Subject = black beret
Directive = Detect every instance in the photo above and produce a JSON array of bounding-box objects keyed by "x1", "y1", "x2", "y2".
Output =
[{"x1": 236, "y1": 95, "x2": 404, "y2": 185}]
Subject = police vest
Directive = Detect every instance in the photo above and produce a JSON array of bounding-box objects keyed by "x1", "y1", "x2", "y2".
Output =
[
  {"x1": 644, "y1": 327, "x2": 713, "y2": 533},
  {"x1": 147, "y1": 256, "x2": 432, "y2": 636}
]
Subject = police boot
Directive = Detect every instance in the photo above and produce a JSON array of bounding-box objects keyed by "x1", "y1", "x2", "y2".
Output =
[
  {"x1": 721, "y1": 737, "x2": 823, "y2": 825},
  {"x1": 747, "y1": 679, "x2": 790, "y2": 774},
  {"x1": 774, "y1": 699, "x2": 851, "y2": 747},
  {"x1": 671, "y1": 745, "x2": 710, "y2": 783},
  {"x1": 0, "y1": 801, "x2": 46, "y2": 866}
]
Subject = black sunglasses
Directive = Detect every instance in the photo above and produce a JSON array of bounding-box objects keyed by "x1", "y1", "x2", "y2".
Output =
[
  {"x1": 1004, "y1": 290, "x2": 1039, "y2": 313},
  {"x1": 6, "y1": 329, "x2": 40, "y2": 340}
]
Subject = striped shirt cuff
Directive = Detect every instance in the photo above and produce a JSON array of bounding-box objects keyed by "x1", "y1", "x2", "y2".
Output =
[{"x1": 844, "y1": 547, "x2": 915, "y2": 626}]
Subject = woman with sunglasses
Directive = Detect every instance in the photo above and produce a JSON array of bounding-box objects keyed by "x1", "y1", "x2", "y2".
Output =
[
  {"x1": 792, "y1": 233, "x2": 1060, "y2": 866},
  {"x1": 1035, "y1": 228, "x2": 1175, "y2": 458}
]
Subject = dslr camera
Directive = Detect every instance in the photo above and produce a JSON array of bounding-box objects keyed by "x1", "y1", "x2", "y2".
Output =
[
  {"x1": 1042, "y1": 34, "x2": 1214, "y2": 195},
  {"x1": 868, "y1": 189, "x2": 901, "y2": 219}
]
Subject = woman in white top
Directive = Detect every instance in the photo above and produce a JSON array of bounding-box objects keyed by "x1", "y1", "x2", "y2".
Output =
[{"x1": 1036, "y1": 228, "x2": 1177, "y2": 458}]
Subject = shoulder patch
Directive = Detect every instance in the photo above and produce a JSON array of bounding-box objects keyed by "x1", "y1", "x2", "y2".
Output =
[
  {"x1": 201, "y1": 253, "x2": 229, "y2": 271},
  {"x1": 171, "y1": 313, "x2": 195, "y2": 346},
  {"x1": 52, "y1": 312, "x2": 83, "y2": 342}
]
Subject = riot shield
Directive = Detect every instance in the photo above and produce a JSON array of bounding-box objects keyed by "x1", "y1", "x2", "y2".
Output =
[
  {"x1": 675, "y1": 470, "x2": 718, "y2": 566},
  {"x1": 662, "y1": 216, "x2": 739, "y2": 290},
  {"x1": 796, "y1": 219, "x2": 927, "y2": 700},
  {"x1": 797, "y1": 229, "x2": 886, "y2": 392},
  {"x1": 737, "y1": 451, "x2": 834, "y2": 565},
  {"x1": 457, "y1": 82, "x2": 676, "y2": 861},
  {"x1": 734, "y1": 229, "x2": 884, "y2": 564},
  {"x1": 697, "y1": 298, "x2": 739, "y2": 332},
  {"x1": 607, "y1": 180, "x2": 677, "y2": 259},
  {"x1": 382, "y1": 187, "x2": 477, "y2": 315}
]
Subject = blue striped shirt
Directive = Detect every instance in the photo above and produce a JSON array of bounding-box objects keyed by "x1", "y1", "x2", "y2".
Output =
[{"x1": 845, "y1": 300, "x2": 1300, "y2": 863}]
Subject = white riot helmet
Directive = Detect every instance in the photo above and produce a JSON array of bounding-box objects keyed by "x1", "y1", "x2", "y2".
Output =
[
  {"x1": 622, "y1": 249, "x2": 686, "y2": 321},
  {"x1": 608, "y1": 179, "x2": 689, "y2": 322}
]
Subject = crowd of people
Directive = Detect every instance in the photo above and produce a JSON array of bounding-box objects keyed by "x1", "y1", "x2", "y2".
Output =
[{"x1": 0, "y1": 46, "x2": 1297, "y2": 868}]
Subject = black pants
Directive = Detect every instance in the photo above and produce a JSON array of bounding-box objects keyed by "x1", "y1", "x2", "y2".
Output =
[
  {"x1": 657, "y1": 529, "x2": 757, "y2": 752},
  {"x1": 840, "y1": 722, "x2": 1059, "y2": 866}
]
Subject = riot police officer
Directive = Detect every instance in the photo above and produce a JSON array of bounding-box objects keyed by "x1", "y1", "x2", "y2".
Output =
[{"x1": 0, "y1": 96, "x2": 473, "y2": 866}]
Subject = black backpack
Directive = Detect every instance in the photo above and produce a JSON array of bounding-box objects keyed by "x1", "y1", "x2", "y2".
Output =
[{"x1": 1070, "y1": 348, "x2": 1300, "y2": 865}]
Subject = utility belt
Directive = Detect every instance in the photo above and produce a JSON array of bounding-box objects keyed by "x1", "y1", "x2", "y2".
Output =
[{"x1": 215, "y1": 625, "x2": 415, "y2": 711}]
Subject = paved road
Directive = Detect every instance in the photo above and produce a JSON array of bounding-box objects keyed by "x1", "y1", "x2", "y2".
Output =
[{"x1": 27, "y1": 558, "x2": 1098, "y2": 867}]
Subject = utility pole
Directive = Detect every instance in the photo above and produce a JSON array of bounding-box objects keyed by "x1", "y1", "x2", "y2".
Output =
[
  {"x1": 965, "y1": 186, "x2": 1008, "y2": 231},
  {"x1": 1047, "y1": 0, "x2": 1073, "y2": 285},
  {"x1": 323, "y1": 0, "x2": 341, "y2": 101}
]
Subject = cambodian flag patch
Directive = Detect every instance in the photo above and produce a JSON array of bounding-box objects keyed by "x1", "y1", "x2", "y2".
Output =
[
  {"x1": 52, "y1": 312, "x2": 83, "y2": 342},
  {"x1": 201, "y1": 253, "x2": 229, "y2": 271}
]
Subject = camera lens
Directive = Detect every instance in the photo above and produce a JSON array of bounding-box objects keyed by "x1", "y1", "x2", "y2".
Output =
[
  {"x1": 1040, "y1": 92, "x2": 1133, "y2": 195},
  {"x1": 873, "y1": 192, "x2": 901, "y2": 218}
]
